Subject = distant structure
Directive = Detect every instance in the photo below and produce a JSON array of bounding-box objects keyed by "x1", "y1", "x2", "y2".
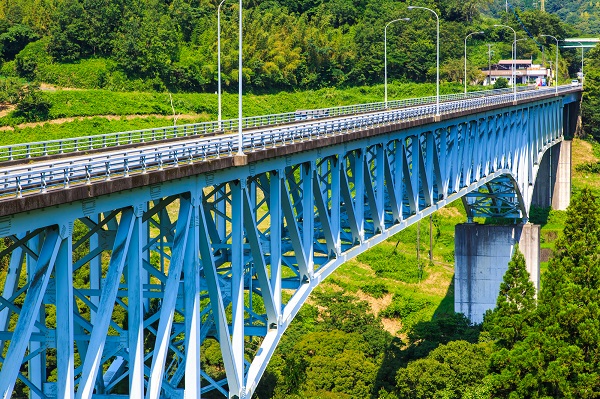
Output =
[{"x1": 482, "y1": 59, "x2": 551, "y2": 86}]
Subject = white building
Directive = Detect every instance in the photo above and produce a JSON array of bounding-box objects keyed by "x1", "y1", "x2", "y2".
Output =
[{"x1": 482, "y1": 60, "x2": 552, "y2": 86}]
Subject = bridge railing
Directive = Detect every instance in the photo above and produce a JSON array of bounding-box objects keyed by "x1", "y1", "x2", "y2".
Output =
[
  {"x1": 0, "y1": 86, "x2": 535, "y2": 162},
  {"x1": 0, "y1": 85, "x2": 575, "y2": 200}
]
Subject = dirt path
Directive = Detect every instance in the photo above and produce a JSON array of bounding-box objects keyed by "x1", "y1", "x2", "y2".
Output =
[{"x1": 0, "y1": 113, "x2": 204, "y2": 131}]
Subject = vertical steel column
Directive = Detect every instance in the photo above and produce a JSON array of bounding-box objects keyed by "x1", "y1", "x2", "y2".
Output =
[
  {"x1": 56, "y1": 225, "x2": 74, "y2": 399},
  {"x1": 127, "y1": 206, "x2": 145, "y2": 398},
  {"x1": 354, "y1": 150, "x2": 365, "y2": 241},
  {"x1": 270, "y1": 170, "x2": 283, "y2": 315},
  {"x1": 184, "y1": 196, "x2": 201, "y2": 399},
  {"x1": 0, "y1": 237, "x2": 24, "y2": 351},
  {"x1": 147, "y1": 196, "x2": 192, "y2": 399},
  {"x1": 449, "y1": 125, "x2": 460, "y2": 195},
  {"x1": 393, "y1": 141, "x2": 405, "y2": 217},
  {"x1": 230, "y1": 180, "x2": 245, "y2": 398},
  {"x1": 438, "y1": 127, "x2": 449, "y2": 197},
  {"x1": 375, "y1": 144, "x2": 385, "y2": 231},
  {"x1": 89, "y1": 215, "x2": 101, "y2": 323},
  {"x1": 420, "y1": 134, "x2": 433, "y2": 206},
  {"x1": 330, "y1": 157, "x2": 341, "y2": 255},
  {"x1": 410, "y1": 137, "x2": 421, "y2": 211},
  {"x1": 302, "y1": 163, "x2": 314, "y2": 274},
  {"x1": 26, "y1": 234, "x2": 44, "y2": 399}
]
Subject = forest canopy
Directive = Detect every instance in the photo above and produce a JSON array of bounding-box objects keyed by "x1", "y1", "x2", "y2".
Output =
[{"x1": 0, "y1": 0, "x2": 583, "y2": 93}]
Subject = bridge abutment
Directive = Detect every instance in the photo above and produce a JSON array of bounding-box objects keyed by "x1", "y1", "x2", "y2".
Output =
[
  {"x1": 454, "y1": 223, "x2": 540, "y2": 324},
  {"x1": 532, "y1": 140, "x2": 571, "y2": 211}
]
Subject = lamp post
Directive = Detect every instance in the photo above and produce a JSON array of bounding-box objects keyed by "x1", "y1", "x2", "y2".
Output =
[
  {"x1": 217, "y1": 0, "x2": 227, "y2": 130},
  {"x1": 237, "y1": 0, "x2": 243, "y2": 156},
  {"x1": 494, "y1": 24, "x2": 516, "y2": 102},
  {"x1": 408, "y1": 6, "x2": 440, "y2": 117},
  {"x1": 576, "y1": 42, "x2": 585, "y2": 88},
  {"x1": 540, "y1": 34, "x2": 559, "y2": 94},
  {"x1": 464, "y1": 31, "x2": 484, "y2": 94},
  {"x1": 487, "y1": 44, "x2": 493, "y2": 87},
  {"x1": 385, "y1": 18, "x2": 410, "y2": 107}
]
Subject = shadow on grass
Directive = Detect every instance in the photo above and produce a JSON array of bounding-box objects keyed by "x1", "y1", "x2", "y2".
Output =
[{"x1": 371, "y1": 277, "x2": 481, "y2": 397}]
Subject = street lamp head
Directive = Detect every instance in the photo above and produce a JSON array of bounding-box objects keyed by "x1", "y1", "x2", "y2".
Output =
[
  {"x1": 407, "y1": 6, "x2": 415, "y2": 10},
  {"x1": 477, "y1": 31, "x2": 484, "y2": 34},
  {"x1": 402, "y1": 17, "x2": 411, "y2": 21}
]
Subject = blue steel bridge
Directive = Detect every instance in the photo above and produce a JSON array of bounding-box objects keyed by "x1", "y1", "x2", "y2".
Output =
[{"x1": 0, "y1": 85, "x2": 581, "y2": 399}]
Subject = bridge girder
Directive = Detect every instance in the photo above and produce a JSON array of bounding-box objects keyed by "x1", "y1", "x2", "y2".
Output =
[{"x1": 0, "y1": 95, "x2": 567, "y2": 398}]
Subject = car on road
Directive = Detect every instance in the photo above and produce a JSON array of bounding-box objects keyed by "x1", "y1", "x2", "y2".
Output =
[{"x1": 571, "y1": 79, "x2": 580, "y2": 86}]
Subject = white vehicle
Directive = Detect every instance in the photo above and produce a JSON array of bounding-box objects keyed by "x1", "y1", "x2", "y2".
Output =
[{"x1": 571, "y1": 79, "x2": 580, "y2": 86}]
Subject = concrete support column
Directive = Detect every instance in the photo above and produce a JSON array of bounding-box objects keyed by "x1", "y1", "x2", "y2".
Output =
[
  {"x1": 455, "y1": 223, "x2": 540, "y2": 324},
  {"x1": 552, "y1": 140, "x2": 571, "y2": 210},
  {"x1": 532, "y1": 140, "x2": 571, "y2": 210}
]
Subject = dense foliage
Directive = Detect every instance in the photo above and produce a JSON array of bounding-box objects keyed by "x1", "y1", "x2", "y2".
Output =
[{"x1": 0, "y1": 0, "x2": 585, "y2": 94}]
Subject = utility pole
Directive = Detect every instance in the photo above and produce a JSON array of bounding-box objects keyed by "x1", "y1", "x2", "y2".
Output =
[{"x1": 541, "y1": 0, "x2": 545, "y2": 12}]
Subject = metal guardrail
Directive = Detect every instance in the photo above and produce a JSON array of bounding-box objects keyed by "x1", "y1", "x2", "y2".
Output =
[
  {"x1": 0, "y1": 86, "x2": 535, "y2": 162},
  {"x1": 0, "y1": 85, "x2": 577, "y2": 200}
]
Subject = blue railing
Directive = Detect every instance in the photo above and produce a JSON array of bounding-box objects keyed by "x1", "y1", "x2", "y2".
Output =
[
  {"x1": 0, "y1": 84, "x2": 577, "y2": 199},
  {"x1": 0, "y1": 86, "x2": 537, "y2": 162}
]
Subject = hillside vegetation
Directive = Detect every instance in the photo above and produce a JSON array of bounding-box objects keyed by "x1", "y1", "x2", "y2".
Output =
[{"x1": 0, "y1": 0, "x2": 585, "y2": 95}]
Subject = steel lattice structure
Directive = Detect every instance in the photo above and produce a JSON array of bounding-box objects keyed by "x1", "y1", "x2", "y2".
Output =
[{"x1": 0, "y1": 87, "x2": 580, "y2": 399}]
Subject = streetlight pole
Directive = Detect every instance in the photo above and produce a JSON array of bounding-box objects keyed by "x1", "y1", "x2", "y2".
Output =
[
  {"x1": 408, "y1": 6, "x2": 440, "y2": 117},
  {"x1": 385, "y1": 18, "x2": 410, "y2": 108},
  {"x1": 494, "y1": 24, "x2": 516, "y2": 102},
  {"x1": 487, "y1": 44, "x2": 493, "y2": 86},
  {"x1": 464, "y1": 31, "x2": 483, "y2": 94},
  {"x1": 237, "y1": 0, "x2": 244, "y2": 156},
  {"x1": 540, "y1": 34, "x2": 559, "y2": 94},
  {"x1": 217, "y1": 0, "x2": 227, "y2": 130},
  {"x1": 571, "y1": 41, "x2": 585, "y2": 88}
]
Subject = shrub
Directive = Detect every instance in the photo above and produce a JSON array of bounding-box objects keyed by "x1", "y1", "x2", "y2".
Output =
[
  {"x1": 357, "y1": 245, "x2": 428, "y2": 283},
  {"x1": 14, "y1": 85, "x2": 50, "y2": 121},
  {"x1": 0, "y1": 77, "x2": 26, "y2": 104},
  {"x1": 361, "y1": 282, "x2": 389, "y2": 298},
  {"x1": 493, "y1": 77, "x2": 509, "y2": 89},
  {"x1": 575, "y1": 161, "x2": 600, "y2": 173},
  {"x1": 15, "y1": 37, "x2": 52, "y2": 80}
]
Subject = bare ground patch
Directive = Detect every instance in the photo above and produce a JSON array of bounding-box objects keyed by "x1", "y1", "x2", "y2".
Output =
[
  {"x1": 0, "y1": 104, "x2": 15, "y2": 118},
  {"x1": 381, "y1": 318, "x2": 403, "y2": 336},
  {"x1": 437, "y1": 206, "x2": 462, "y2": 218},
  {"x1": 0, "y1": 113, "x2": 207, "y2": 131}
]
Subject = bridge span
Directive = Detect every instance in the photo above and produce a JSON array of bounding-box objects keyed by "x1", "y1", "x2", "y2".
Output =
[{"x1": 0, "y1": 85, "x2": 581, "y2": 398}]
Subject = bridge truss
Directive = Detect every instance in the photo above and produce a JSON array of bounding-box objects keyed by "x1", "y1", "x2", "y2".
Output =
[{"x1": 0, "y1": 91, "x2": 575, "y2": 398}]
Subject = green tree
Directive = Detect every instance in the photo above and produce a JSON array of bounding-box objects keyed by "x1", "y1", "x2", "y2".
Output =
[
  {"x1": 483, "y1": 244, "x2": 536, "y2": 349},
  {"x1": 493, "y1": 77, "x2": 508, "y2": 89},
  {"x1": 111, "y1": 0, "x2": 180, "y2": 82},
  {"x1": 581, "y1": 46, "x2": 600, "y2": 139},
  {"x1": 395, "y1": 340, "x2": 492, "y2": 399},
  {"x1": 282, "y1": 330, "x2": 378, "y2": 398},
  {"x1": 489, "y1": 188, "x2": 600, "y2": 398},
  {"x1": 0, "y1": 23, "x2": 38, "y2": 60}
]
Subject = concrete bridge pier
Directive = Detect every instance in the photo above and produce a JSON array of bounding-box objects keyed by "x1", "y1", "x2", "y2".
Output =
[
  {"x1": 454, "y1": 223, "x2": 540, "y2": 324},
  {"x1": 532, "y1": 140, "x2": 572, "y2": 211}
]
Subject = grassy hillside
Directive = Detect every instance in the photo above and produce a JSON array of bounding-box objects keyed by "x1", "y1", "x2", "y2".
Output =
[{"x1": 0, "y1": 82, "x2": 465, "y2": 145}]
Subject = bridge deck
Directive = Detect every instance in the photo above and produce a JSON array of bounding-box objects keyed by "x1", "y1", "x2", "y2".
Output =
[{"x1": 0, "y1": 85, "x2": 581, "y2": 217}]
